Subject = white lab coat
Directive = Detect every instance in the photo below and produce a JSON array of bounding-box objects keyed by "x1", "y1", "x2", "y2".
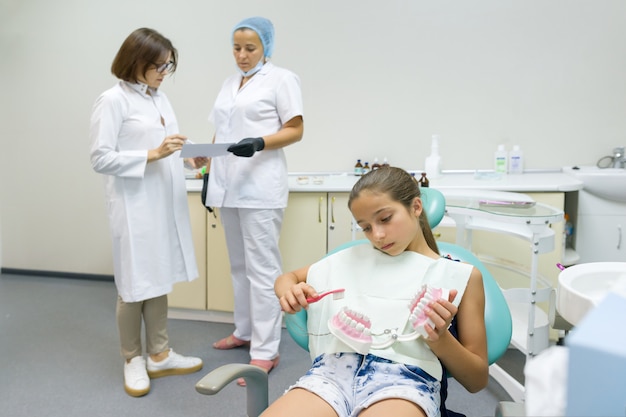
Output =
[
  {"x1": 207, "y1": 62, "x2": 303, "y2": 209},
  {"x1": 90, "y1": 81, "x2": 198, "y2": 302},
  {"x1": 206, "y1": 63, "x2": 303, "y2": 359}
]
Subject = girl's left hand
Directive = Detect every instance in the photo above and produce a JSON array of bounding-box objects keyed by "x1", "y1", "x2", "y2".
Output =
[{"x1": 424, "y1": 289, "x2": 458, "y2": 342}]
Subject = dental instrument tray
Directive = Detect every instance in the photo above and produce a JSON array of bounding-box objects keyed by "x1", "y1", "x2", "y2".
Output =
[{"x1": 478, "y1": 199, "x2": 536, "y2": 208}]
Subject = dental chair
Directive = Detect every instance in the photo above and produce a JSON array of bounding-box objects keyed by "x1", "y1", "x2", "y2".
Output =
[{"x1": 195, "y1": 187, "x2": 514, "y2": 417}]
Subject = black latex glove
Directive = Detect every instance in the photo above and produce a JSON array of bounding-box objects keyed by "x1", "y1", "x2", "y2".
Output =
[{"x1": 227, "y1": 137, "x2": 265, "y2": 157}]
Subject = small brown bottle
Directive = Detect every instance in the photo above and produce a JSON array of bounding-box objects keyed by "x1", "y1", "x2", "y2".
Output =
[
  {"x1": 419, "y1": 172, "x2": 430, "y2": 188},
  {"x1": 354, "y1": 159, "x2": 363, "y2": 176},
  {"x1": 371, "y1": 157, "x2": 381, "y2": 170}
]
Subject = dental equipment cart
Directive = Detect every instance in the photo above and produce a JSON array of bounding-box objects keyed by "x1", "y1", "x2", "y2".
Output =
[{"x1": 440, "y1": 189, "x2": 564, "y2": 403}]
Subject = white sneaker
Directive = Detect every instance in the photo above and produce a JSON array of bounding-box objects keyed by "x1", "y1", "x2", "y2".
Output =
[
  {"x1": 124, "y1": 356, "x2": 150, "y2": 397},
  {"x1": 147, "y1": 348, "x2": 203, "y2": 378}
]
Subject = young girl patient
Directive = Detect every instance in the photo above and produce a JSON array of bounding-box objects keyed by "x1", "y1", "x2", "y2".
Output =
[{"x1": 267, "y1": 167, "x2": 488, "y2": 417}]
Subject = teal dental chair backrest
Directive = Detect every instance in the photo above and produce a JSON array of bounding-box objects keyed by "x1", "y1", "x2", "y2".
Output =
[
  {"x1": 284, "y1": 187, "x2": 513, "y2": 366},
  {"x1": 436, "y1": 242, "x2": 512, "y2": 364}
]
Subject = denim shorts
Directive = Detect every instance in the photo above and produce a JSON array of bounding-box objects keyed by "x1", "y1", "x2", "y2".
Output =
[{"x1": 288, "y1": 352, "x2": 441, "y2": 417}]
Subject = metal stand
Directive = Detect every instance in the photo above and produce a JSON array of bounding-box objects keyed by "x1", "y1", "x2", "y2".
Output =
[{"x1": 442, "y1": 189, "x2": 563, "y2": 402}]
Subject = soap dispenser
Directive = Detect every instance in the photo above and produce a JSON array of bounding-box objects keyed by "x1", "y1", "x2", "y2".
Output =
[
  {"x1": 425, "y1": 134, "x2": 442, "y2": 179},
  {"x1": 508, "y1": 145, "x2": 524, "y2": 174},
  {"x1": 494, "y1": 144, "x2": 507, "y2": 174}
]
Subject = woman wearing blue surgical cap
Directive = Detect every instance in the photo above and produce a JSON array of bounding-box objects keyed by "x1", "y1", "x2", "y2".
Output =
[{"x1": 205, "y1": 16, "x2": 304, "y2": 386}]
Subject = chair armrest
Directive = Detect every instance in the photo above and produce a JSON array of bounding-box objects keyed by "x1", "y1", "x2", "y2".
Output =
[{"x1": 196, "y1": 364, "x2": 269, "y2": 417}]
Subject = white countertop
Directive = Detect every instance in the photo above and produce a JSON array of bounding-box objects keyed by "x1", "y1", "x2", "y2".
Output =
[
  {"x1": 186, "y1": 169, "x2": 583, "y2": 194},
  {"x1": 286, "y1": 170, "x2": 583, "y2": 193},
  {"x1": 186, "y1": 179, "x2": 204, "y2": 192}
]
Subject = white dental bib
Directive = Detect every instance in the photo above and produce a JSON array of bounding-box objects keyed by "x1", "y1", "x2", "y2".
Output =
[{"x1": 306, "y1": 244, "x2": 473, "y2": 380}]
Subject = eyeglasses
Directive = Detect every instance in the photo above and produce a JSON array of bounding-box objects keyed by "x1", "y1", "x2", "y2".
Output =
[{"x1": 155, "y1": 61, "x2": 174, "y2": 74}]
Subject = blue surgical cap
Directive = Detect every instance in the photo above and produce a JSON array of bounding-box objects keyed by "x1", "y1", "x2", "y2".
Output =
[{"x1": 232, "y1": 16, "x2": 275, "y2": 58}]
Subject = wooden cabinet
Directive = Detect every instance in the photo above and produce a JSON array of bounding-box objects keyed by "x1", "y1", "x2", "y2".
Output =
[
  {"x1": 206, "y1": 208, "x2": 234, "y2": 312},
  {"x1": 279, "y1": 192, "x2": 365, "y2": 273},
  {"x1": 327, "y1": 192, "x2": 365, "y2": 252},
  {"x1": 279, "y1": 192, "x2": 328, "y2": 273},
  {"x1": 168, "y1": 194, "x2": 208, "y2": 310},
  {"x1": 169, "y1": 197, "x2": 233, "y2": 313},
  {"x1": 172, "y1": 192, "x2": 358, "y2": 314},
  {"x1": 575, "y1": 190, "x2": 626, "y2": 263}
]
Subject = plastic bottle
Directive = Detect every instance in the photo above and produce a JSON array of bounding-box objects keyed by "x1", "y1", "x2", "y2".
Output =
[
  {"x1": 362, "y1": 162, "x2": 371, "y2": 175},
  {"x1": 381, "y1": 157, "x2": 390, "y2": 167},
  {"x1": 494, "y1": 144, "x2": 507, "y2": 174},
  {"x1": 354, "y1": 159, "x2": 363, "y2": 176},
  {"x1": 425, "y1": 134, "x2": 442, "y2": 179},
  {"x1": 371, "y1": 157, "x2": 381, "y2": 170},
  {"x1": 564, "y1": 213, "x2": 574, "y2": 248},
  {"x1": 509, "y1": 145, "x2": 524, "y2": 174}
]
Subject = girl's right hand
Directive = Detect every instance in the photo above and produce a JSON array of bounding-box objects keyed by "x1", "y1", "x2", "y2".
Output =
[
  {"x1": 148, "y1": 134, "x2": 188, "y2": 162},
  {"x1": 279, "y1": 282, "x2": 318, "y2": 314}
]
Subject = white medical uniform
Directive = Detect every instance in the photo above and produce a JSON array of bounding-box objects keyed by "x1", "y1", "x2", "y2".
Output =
[
  {"x1": 208, "y1": 62, "x2": 303, "y2": 360},
  {"x1": 90, "y1": 81, "x2": 198, "y2": 303}
]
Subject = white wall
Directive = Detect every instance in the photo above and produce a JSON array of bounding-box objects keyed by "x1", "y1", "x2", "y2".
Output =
[{"x1": 1, "y1": 0, "x2": 625, "y2": 273}]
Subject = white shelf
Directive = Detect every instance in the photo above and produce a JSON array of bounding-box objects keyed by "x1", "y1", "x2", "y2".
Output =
[
  {"x1": 562, "y1": 247, "x2": 580, "y2": 266},
  {"x1": 507, "y1": 299, "x2": 550, "y2": 355}
]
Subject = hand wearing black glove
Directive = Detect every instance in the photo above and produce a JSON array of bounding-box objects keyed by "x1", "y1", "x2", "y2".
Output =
[{"x1": 227, "y1": 137, "x2": 265, "y2": 157}]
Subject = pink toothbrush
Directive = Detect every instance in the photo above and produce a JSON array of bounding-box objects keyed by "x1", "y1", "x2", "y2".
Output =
[{"x1": 306, "y1": 288, "x2": 345, "y2": 304}]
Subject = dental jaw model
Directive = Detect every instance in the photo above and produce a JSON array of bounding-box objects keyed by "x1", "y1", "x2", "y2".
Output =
[
  {"x1": 408, "y1": 285, "x2": 450, "y2": 338},
  {"x1": 328, "y1": 307, "x2": 374, "y2": 354},
  {"x1": 328, "y1": 285, "x2": 449, "y2": 354}
]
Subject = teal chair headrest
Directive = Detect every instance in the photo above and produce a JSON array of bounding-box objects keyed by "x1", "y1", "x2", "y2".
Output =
[{"x1": 419, "y1": 187, "x2": 446, "y2": 229}]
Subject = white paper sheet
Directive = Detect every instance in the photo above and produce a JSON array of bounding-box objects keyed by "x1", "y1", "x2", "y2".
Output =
[{"x1": 180, "y1": 143, "x2": 234, "y2": 158}]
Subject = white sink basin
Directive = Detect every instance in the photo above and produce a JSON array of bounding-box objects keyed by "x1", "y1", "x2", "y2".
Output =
[
  {"x1": 562, "y1": 166, "x2": 626, "y2": 202},
  {"x1": 557, "y1": 262, "x2": 626, "y2": 325}
]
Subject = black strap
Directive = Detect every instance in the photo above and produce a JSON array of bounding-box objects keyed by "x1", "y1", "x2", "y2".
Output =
[{"x1": 201, "y1": 173, "x2": 214, "y2": 213}]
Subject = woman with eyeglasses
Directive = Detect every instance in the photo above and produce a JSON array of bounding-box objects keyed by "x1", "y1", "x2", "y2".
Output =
[{"x1": 89, "y1": 28, "x2": 205, "y2": 397}]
